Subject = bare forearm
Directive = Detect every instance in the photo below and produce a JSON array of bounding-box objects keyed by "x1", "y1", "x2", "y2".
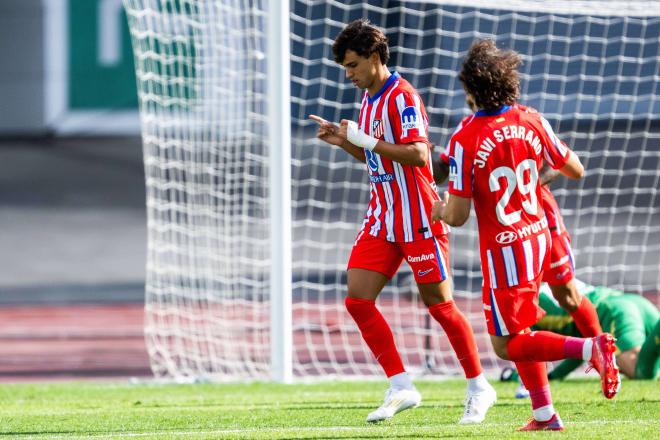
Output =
[
  {"x1": 559, "y1": 151, "x2": 584, "y2": 179},
  {"x1": 441, "y1": 209, "x2": 469, "y2": 226},
  {"x1": 372, "y1": 141, "x2": 427, "y2": 167},
  {"x1": 539, "y1": 164, "x2": 560, "y2": 186},
  {"x1": 432, "y1": 192, "x2": 471, "y2": 226},
  {"x1": 340, "y1": 140, "x2": 366, "y2": 162}
]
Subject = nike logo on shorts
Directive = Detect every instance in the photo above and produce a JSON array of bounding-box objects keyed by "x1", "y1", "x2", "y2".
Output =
[{"x1": 417, "y1": 268, "x2": 434, "y2": 277}]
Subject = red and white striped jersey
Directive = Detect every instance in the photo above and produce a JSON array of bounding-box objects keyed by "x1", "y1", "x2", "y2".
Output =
[
  {"x1": 447, "y1": 104, "x2": 572, "y2": 289},
  {"x1": 357, "y1": 71, "x2": 447, "y2": 242}
]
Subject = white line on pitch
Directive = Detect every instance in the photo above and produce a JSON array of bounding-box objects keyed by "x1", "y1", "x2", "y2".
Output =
[{"x1": 34, "y1": 420, "x2": 660, "y2": 439}]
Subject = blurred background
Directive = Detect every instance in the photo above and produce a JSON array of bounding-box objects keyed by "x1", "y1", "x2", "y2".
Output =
[{"x1": 0, "y1": 0, "x2": 149, "y2": 380}]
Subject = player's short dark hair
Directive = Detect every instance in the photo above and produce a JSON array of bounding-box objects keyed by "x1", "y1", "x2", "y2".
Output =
[
  {"x1": 332, "y1": 19, "x2": 389, "y2": 65},
  {"x1": 459, "y1": 39, "x2": 522, "y2": 112}
]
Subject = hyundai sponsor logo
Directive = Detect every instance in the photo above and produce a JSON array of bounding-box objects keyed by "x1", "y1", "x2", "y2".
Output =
[{"x1": 496, "y1": 231, "x2": 518, "y2": 244}]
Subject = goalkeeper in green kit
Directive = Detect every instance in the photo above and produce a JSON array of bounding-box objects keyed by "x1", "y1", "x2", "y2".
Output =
[
  {"x1": 503, "y1": 279, "x2": 659, "y2": 389},
  {"x1": 536, "y1": 280, "x2": 659, "y2": 380}
]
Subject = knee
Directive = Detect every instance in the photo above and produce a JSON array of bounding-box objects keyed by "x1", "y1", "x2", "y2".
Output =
[
  {"x1": 419, "y1": 280, "x2": 453, "y2": 307},
  {"x1": 345, "y1": 295, "x2": 363, "y2": 310},
  {"x1": 493, "y1": 344, "x2": 510, "y2": 360},
  {"x1": 490, "y1": 336, "x2": 511, "y2": 360},
  {"x1": 346, "y1": 287, "x2": 375, "y2": 301},
  {"x1": 344, "y1": 296, "x2": 373, "y2": 316}
]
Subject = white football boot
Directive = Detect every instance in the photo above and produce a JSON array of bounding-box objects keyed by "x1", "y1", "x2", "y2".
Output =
[
  {"x1": 458, "y1": 383, "x2": 497, "y2": 424},
  {"x1": 366, "y1": 387, "x2": 421, "y2": 423}
]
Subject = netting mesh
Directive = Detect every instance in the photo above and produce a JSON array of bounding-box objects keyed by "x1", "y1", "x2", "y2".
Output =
[{"x1": 124, "y1": 0, "x2": 660, "y2": 381}]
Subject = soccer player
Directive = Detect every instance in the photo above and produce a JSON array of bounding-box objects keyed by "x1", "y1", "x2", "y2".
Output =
[
  {"x1": 434, "y1": 155, "x2": 603, "y2": 340},
  {"x1": 309, "y1": 19, "x2": 496, "y2": 424},
  {"x1": 432, "y1": 39, "x2": 620, "y2": 431}
]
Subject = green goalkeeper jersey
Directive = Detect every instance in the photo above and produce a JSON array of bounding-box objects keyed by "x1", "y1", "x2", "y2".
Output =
[
  {"x1": 536, "y1": 280, "x2": 659, "y2": 352},
  {"x1": 535, "y1": 280, "x2": 659, "y2": 380}
]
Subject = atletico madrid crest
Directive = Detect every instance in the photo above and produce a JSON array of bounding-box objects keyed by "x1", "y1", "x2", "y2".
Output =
[{"x1": 372, "y1": 119, "x2": 384, "y2": 139}]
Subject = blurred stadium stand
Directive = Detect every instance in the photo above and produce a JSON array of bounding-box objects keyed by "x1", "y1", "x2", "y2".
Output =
[
  {"x1": 0, "y1": 135, "x2": 150, "y2": 380},
  {"x1": 0, "y1": 0, "x2": 149, "y2": 380},
  {"x1": 0, "y1": 136, "x2": 146, "y2": 305}
]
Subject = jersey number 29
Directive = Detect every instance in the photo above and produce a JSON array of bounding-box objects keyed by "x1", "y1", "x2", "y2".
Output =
[{"x1": 489, "y1": 159, "x2": 539, "y2": 226}]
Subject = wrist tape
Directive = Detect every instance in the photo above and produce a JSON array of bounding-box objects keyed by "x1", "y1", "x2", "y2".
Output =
[{"x1": 347, "y1": 120, "x2": 378, "y2": 151}]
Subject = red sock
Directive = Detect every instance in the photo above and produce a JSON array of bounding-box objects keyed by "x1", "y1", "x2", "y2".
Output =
[
  {"x1": 515, "y1": 361, "x2": 551, "y2": 409},
  {"x1": 516, "y1": 361, "x2": 548, "y2": 391},
  {"x1": 570, "y1": 296, "x2": 602, "y2": 337},
  {"x1": 507, "y1": 331, "x2": 585, "y2": 362},
  {"x1": 428, "y1": 300, "x2": 482, "y2": 378},
  {"x1": 345, "y1": 297, "x2": 405, "y2": 377}
]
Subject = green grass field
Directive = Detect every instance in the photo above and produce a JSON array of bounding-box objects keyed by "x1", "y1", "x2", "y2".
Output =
[{"x1": 0, "y1": 378, "x2": 657, "y2": 439}]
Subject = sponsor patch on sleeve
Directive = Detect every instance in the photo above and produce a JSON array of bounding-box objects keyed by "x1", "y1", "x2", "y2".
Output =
[{"x1": 401, "y1": 106, "x2": 422, "y2": 131}]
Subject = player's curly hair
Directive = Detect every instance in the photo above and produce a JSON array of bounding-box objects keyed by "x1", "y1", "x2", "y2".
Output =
[
  {"x1": 333, "y1": 19, "x2": 389, "y2": 65},
  {"x1": 459, "y1": 39, "x2": 522, "y2": 112}
]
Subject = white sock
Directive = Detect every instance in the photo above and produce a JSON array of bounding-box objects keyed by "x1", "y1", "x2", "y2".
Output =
[
  {"x1": 467, "y1": 373, "x2": 490, "y2": 394},
  {"x1": 533, "y1": 404, "x2": 556, "y2": 422},
  {"x1": 582, "y1": 338, "x2": 594, "y2": 361},
  {"x1": 389, "y1": 372, "x2": 413, "y2": 390}
]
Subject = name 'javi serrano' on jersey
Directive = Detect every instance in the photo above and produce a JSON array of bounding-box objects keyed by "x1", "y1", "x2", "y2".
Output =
[{"x1": 447, "y1": 104, "x2": 572, "y2": 289}]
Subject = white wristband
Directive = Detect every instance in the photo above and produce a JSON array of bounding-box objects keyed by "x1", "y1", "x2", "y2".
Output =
[{"x1": 347, "y1": 120, "x2": 378, "y2": 152}]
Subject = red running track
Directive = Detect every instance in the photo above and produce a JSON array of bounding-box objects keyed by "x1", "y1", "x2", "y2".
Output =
[
  {"x1": 0, "y1": 304, "x2": 151, "y2": 382},
  {"x1": 1, "y1": 293, "x2": 656, "y2": 382}
]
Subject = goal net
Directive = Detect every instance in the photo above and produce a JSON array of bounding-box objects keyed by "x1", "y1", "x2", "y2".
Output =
[{"x1": 123, "y1": 0, "x2": 660, "y2": 381}]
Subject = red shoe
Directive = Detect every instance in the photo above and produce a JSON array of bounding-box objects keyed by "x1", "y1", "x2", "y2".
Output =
[
  {"x1": 517, "y1": 413, "x2": 565, "y2": 431},
  {"x1": 587, "y1": 333, "x2": 621, "y2": 399}
]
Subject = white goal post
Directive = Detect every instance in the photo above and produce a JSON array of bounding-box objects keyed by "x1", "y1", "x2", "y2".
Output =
[{"x1": 123, "y1": 0, "x2": 660, "y2": 382}]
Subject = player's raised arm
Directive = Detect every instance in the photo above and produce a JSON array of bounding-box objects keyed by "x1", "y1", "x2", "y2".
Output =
[
  {"x1": 538, "y1": 116, "x2": 584, "y2": 180},
  {"x1": 558, "y1": 150, "x2": 584, "y2": 179},
  {"x1": 310, "y1": 113, "x2": 429, "y2": 166},
  {"x1": 339, "y1": 118, "x2": 428, "y2": 166},
  {"x1": 309, "y1": 114, "x2": 365, "y2": 163}
]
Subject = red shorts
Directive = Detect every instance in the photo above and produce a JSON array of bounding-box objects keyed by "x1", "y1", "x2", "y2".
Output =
[
  {"x1": 347, "y1": 232, "x2": 450, "y2": 284},
  {"x1": 483, "y1": 274, "x2": 545, "y2": 336},
  {"x1": 542, "y1": 232, "x2": 575, "y2": 285}
]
